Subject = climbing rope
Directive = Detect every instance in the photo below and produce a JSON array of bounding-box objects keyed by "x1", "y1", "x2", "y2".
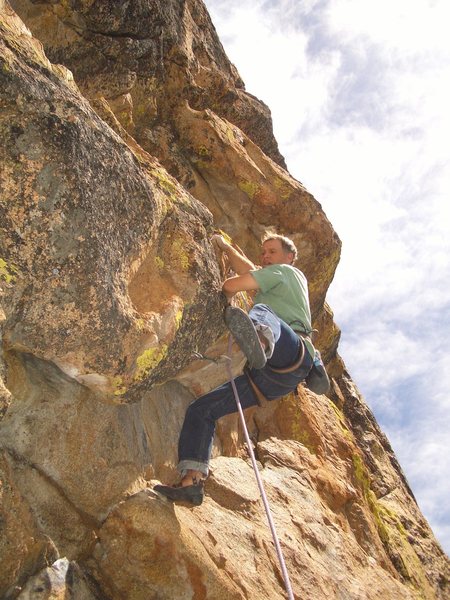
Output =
[{"x1": 226, "y1": 335, "x2": 295, "y2": 600}]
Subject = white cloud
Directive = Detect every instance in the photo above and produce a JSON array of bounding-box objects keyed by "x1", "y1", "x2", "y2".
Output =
[
  {"x1": 204, "y1": 0, "x2": 450, "y2": 555},
  {"x1": 331, "y1": 0, "x2": 450, "y2": 53},
  {"x1": 340, "y1": 326, "x2": 424, "y2": 390},
  {"x1": 386, "y1": 419, "x2": 450, "y2": 554}
]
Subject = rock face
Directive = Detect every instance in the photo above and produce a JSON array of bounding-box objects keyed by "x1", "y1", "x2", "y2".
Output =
[{"x1": 0, "y1": 1, "x2": 448, "y2": 599}]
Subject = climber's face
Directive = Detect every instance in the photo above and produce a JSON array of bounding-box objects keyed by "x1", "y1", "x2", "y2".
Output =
[{"x1": 260, "y1": 239, "x2": 294, "y2": 266}]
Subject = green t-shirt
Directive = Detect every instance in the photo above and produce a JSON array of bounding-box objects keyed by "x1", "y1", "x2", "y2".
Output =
[{"x1": 250, "y1": 264, "x2": 314, "y2": 357}]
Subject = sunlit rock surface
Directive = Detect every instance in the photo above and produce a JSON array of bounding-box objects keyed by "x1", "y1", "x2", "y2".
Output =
[{"x1": 1, "y1": 1, "x2": 448, "y2": 598}]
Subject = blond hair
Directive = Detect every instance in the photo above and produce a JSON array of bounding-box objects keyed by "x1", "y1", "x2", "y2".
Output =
[{"x1": 262, "y1": 233, "x2": 298, "y2": 262}]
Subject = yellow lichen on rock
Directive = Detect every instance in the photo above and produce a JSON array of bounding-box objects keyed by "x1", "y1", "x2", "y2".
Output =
[
  {"x1": 111, "y1": 376, "x2": 127, "y2": 397},
  {"x1": 154, "y1": 256, "x2": 164, "y2": 270},
  {"x1": 174, "y1": 307, "x2": 183, "y2": 329},
  {"x1": 170, "y1": 237, "x2": 191, "y2": 272},
  {"x1": 0, "y1": 258, "x2": 18, "y2": 284},
  {"x1": 150, "y1": 166, "x2": 179, "y2": 200},
  {"x1": 134, "y1": 345, "x2": 168, "y2": 381},
  {"x1": 238, "y1": 179, "x2": 260, "y2": 199},
  {"x1": 273, "y1": 175, "x2": 292, "y2": 199}
]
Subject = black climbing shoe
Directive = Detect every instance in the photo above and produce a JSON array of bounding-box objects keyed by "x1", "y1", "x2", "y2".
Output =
[
  {"x1": 224, "y1": 305, "x2": 267, "y2": 370},
  {"x1": 154, "y1": 482, "x2": 204, "y2": 506}
]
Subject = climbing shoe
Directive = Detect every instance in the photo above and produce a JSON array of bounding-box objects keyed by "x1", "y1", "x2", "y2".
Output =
[
  {"x1": 304, "y1": 350, "x2": 330, "y2": 395},
  {"x1": 224, "y1": 305, "x2": 267, "y2": 370},
  {"x1": 153, "y1": 481, "x2": 204, "y2": 506}
]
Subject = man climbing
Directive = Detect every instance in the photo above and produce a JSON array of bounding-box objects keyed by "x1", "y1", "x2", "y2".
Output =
[{"x1": 154, "y1": 232, "x2": 315, "y2": 505}]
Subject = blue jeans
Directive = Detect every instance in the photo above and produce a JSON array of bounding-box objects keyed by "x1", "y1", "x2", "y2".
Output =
[{"x1": 177, "y1": 304, "x2": 313, "y2": 476}]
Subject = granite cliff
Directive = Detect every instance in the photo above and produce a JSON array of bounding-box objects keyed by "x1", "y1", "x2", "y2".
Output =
[{"x1": 0, "y1": 1, "x2": 448, "y2": 598}]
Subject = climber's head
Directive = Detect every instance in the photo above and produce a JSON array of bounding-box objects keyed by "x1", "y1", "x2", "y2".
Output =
[{"x1": 261, "y1": 234, "x2": 297, "y2": 266}]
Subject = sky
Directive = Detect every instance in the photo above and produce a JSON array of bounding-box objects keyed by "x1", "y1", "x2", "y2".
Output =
[{"x1": 203, "y1": 0, "x2": 450, "y2": 556}]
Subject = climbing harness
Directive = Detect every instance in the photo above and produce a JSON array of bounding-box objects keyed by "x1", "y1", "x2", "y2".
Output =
[
  {"x1": 225, "y1": 335, "x2": 295, "y2": 600},
  {"x1": 268, "y1": 334, "x2": 306, "y2": 374},
  {"x1": 244, "y1": 367, "x2": 267, "y2": 405},
  {"x1": 243, "y1": 331, "x2": 307, "y2": 406}
]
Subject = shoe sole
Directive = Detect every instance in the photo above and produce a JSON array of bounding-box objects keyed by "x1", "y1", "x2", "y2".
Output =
[
  {"x1": 154, "y1": 484, "x2": 204, "y2": 506},
  {"x1": 224, "y1": 306, "x2": 267, "y2": 369}
]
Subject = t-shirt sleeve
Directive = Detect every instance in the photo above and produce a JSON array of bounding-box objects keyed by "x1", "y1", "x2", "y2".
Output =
[{"x1": 250, "y1": 266, "x2": 284, "y2": 293}]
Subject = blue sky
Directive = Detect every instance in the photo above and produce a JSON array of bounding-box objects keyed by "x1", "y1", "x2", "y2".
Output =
[{"x1": 203, "y1": 0, "x2": 450, "y2": 555}]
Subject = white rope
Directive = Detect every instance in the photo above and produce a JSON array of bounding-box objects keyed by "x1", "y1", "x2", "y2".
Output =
[{"x1": 226, "y1": 335, "x2": 295, "y2": 600}]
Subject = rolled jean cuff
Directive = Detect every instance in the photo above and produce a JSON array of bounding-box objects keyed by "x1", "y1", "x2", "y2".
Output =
[{"x1": 178, "y1": 459, "x2": 209, "y2": 477}]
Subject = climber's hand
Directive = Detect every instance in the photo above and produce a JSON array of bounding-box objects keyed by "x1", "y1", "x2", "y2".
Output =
[
  {"x1": 212, "y1": 235, "x2": 255, "y2": 274},
  {"x1": 211, "y1": 234, "x2": 229, "y2": 251}
]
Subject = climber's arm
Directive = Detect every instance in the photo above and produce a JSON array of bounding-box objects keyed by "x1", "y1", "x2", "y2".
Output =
[
  {"x1": 222, "y1": 273, "x2": 260, "y2": 302},
  {"x1": 211, "y1": 234, "x2": 256, "y2": 275}
]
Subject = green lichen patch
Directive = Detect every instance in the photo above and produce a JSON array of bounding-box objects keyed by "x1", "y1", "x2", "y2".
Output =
[
  {"x1": 112, "y1": 376, "x2": 127, "y2": 396},
  {"x1": 135, "y1": 319, "x2": 145, "y2": 331},
  {"x1": 352, "y1": 454, "x2": 390, "y2": 543},
  {"x1": 238, "y1": 180, "x2": 260, "y2": 199},
  {"x1": 197, "y1": 145, "x2": 210, "y2": 157},
  {"x1": 225, "y1": 123, "x2": 239, "y2": 145},
  {"x1": 170, "y1": 238, "x2": 190, "y2": 271},
  {"x1": 373, "y1": 498, "x2": 437, "y2": 597},
  {"x1": 273, "y1": 176, "x2": 292, "y2": 200},
  {"x1": 192, "y1": 145, "x2": 212, "y2": 169},
  {"x1": 174, "y1": 307, "x2": 183, "y2": 329},
  {"x1": 0, "y1": 258, "x2": 18, "y2": 284},
  {"x1": 154, "y1": 256, "x2": 164, "y2": 270},
  {"x1": 134, "y1": 344, "x2": 168, "y2": 381},
  {"x1": 328, "y1": 400, "x2": 353, "y2": 442},
  {"x1": 150, "y1": 167, "x2": 179, "y2": 200}
]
